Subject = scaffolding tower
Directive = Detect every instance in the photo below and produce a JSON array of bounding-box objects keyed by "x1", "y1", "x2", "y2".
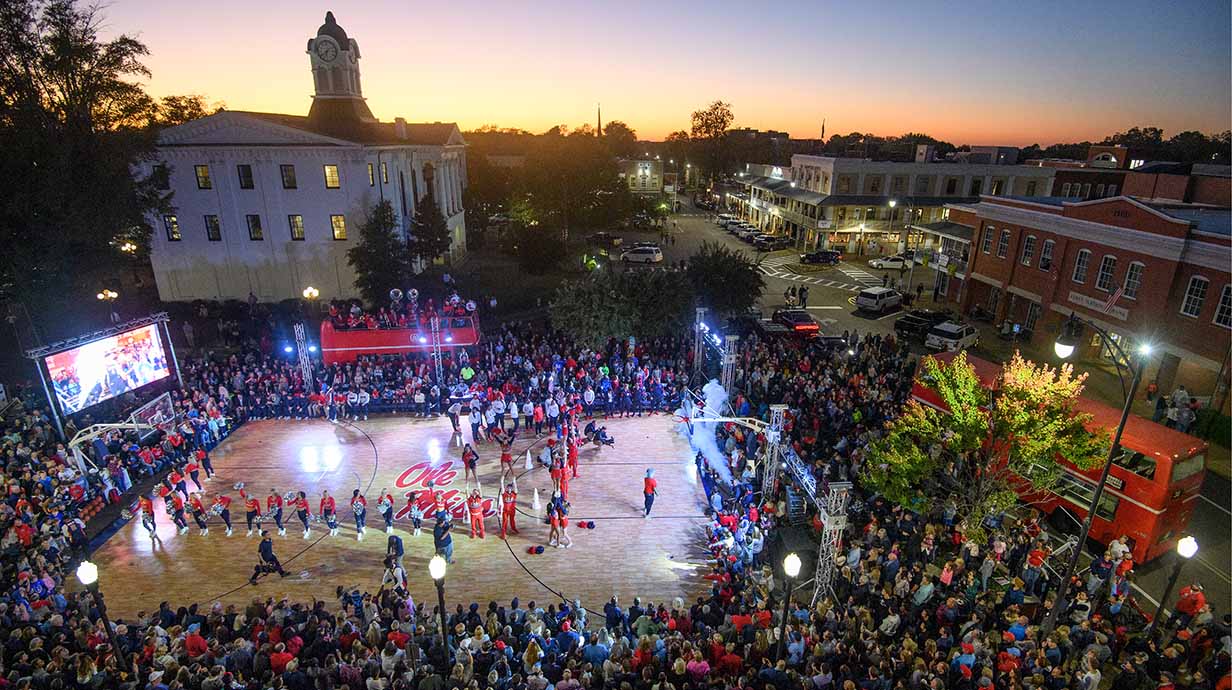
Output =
[
  {"x1": 692, "y1": 307, "x2": 707, "y2": 375},
  {"x1": 293, "y1": 323, "x2": 314, "y2": 389},
  {"x1": 812, "y1": 481, "x2": 852, "y2": 606},
  {"x1": 429, "y1": 316, "x2": 445, "y2": 386},
  {"x1": 760, "y1": 404, "x2": 786, "y2": 501},
  {"x1": 720, "y1": 335, "x2": 739, "y2": 396}
]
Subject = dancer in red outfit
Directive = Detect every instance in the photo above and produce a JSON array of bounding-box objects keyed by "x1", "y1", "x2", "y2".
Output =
[
  {"x1": 239, "y1": 488, "x2": 263, "y2": 537},
  {"x1": 499, "y1": 437, "x2": 516, "y2": 485},
  {"x1": 467, "y1": 489, "x2": 485, "y2": 539},
  {"x1": 461, "y1": 443, "x2": 480, "y2": 490},
  {"x1": 566, "y1": 435, "x2": 580, "y2": 478},
  {"x1": 295, "y1": 491, "x2": 312, "y2": 538},
  {"x1": 320, "y1": 490, "x2": 338, "y2": 536},
  {"x1": 189, "y1": 493, "x2": 208, "y2": 534},
  {"x1": 212, "y1": 494, "x2": 234, "y2": 536},
  {"x1": 138, "y1": 495, "x2": 161, "y2": 544},
  {"x1": 267, "y1": 489, "x2": 286, "y2": 536},
  {"x1": 500, "y1": 483, "x2": 519, "y2": 538},
  {"x1": 350, "y1": 489, "x2": 368, "y2": 541}
]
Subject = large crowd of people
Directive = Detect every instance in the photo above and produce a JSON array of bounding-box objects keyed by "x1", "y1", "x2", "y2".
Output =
[{"x1": 0, "y1": 310, "x2": 1225, "y2": 690}]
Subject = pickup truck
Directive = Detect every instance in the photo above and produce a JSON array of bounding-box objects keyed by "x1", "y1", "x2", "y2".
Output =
[{"x1": 893, "y1": 309, "x2": 955, "y2": 340}]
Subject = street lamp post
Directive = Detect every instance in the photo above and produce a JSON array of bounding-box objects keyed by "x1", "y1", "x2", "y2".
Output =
[
  {"x1": 1042, "y1": 315, "x2": 1153, "y2": 635},
  {"x1": 1146, "y1": 536, "x2": 1199, "y2": 639},
  {"x1": 428, "y1": 555, "x2": 450, "y2": 674},
  {"x1": 76, "y1": 561, "x2": 131, "y2": 674},
  {"x1": 775, "y1": 553, "x2": 802, "y2": 661}
]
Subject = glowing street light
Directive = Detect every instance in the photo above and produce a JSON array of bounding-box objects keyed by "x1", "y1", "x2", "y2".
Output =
[
  {"x1": 429, "y1": 554, "x2": 450, "y2": 671},
  {"x1": 776, "y1": 552, "x2": 802, "y2": 661},
  {"x1": 76, "y1": 561, "x2": 129, "y2": 670},
  {"x1": 1147, "y1": 536, "x2": 1199, "y2": 639},
  {"x1": 302, "y1": 286, "x2": 320, "y2": 300},
  {"x1": 96, "y1": 289, "x2": 118, "y2": 302}
]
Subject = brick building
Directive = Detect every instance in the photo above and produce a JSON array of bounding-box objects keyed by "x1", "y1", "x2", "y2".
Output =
[{"x1": 940, "y1": 196, "x2": 1231, "y2": 409}]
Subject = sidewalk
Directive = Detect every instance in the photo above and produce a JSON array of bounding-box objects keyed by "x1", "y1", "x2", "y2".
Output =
[{"x1": 969, "y1": 323, "x2": 1230, "y2": 479}]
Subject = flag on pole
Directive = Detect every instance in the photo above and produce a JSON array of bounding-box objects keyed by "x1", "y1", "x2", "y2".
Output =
[{"x1": 1101, "y1": 286, "x2": 1124, "y2": 313}]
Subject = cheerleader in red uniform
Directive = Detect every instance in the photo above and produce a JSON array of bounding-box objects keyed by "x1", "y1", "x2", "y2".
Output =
[
  {"x1": 406, "y1": 491, "x2": 426, "y2": 536},
  {"x1": 189, "y1": 493, "x2": 209, "y2": 535},
  {"x1": 461, "y1": 443, "x2": 480, "y2": 490},
  {"x1": 168, "y1": 467, "x2": 188, "y2": 500},
  {"x1": 466, "y1": 489, "x2": 485, "y2": 539},
  {"x1": 295, "y1": 491, "x2": 312, "y2": 538},
  {"x1": 212, "y1": 494, "x2": 234, "y2": 536},
  {"x1": 351, "y1": 489, "x2": 368, "y2": 541},
  {"x1": 432, "y1": 490, "x2": 448, "y2": 522},
  {"x1": 499, "y1": 437, "x2": 516, "y2": 485},
  {"x1": 377, "y1": 488, "x2": 395, "y2": 534},
  {"x1": 167, "y1": 493, "x2": 188, "y2": 535},
  {"x1": 267, "y1": 489, "x2": 286, "y2": 536},
  {"x1": 320, "y1": 490, "x2": 338, "y2": 536},
  {"x1": 184, "y1": 458, "x2": 203, "y2": 491},
  {"x1": 566, "y1": 435, "x2": 580, "y2": 479},
  {"x1": 137, "y1": 494, "x2": 161, "y2": 544}
]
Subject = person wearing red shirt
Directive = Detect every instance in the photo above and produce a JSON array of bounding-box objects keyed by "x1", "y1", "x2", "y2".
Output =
[
  {"x1": 184, "y1": 459, "x2": 203, "y2": 491},
  {"x1": 387, "y1": 623, "x2": 410, "y2": 650},
  {"x1": 167, "y1": 493, "x2": 188, "y2": 534},
  {"x1": 189, "y1": 493, "x2": 209, "y2": 535},
  {"x1": 643, "y1": 469, "x2": 658, "y2": 518},
  {"x1": 267, "y1": 489, "x2": 286, "y2": 536},
  {"x1": 350, "y1": 489, "x2": 367, "y2": 541},
  {"x1": 184, "y1": 625, "x2": 209, "y2": 659},
  {"x1": 550, "y1": 456, "x2": 567, "y2": 501},
  {"x1": 212, "y1": 494, "x2": 234, "y2": 536},
  {"x1": 500, "y1": 484, "x2": 519, "y2": 538},
  {"x1": 377, "y1": 488, "x2": 395, "y2": 535},
  {"x1": 168, "y1": 469, "x2": 188, "y2": 500},
  {"x1": 467, "y1": 490, "x2": 485, "y2": 539},
  {"x1": 1172, "y1": 584, "x2": 1207, "y2": 628},
  {"x1": 567, "y1": 436, "x2": 580, "y2": 478},
  {"x1": 269, "y1": 643, "x2": 294, "y2": 675},
  {"x1": 499, "y1": 438, "x2": 515, "y2": 485},
  {"x1": 239, "y1": 488, "x2": 263, "y2": 537},
  {"x1": 195, "y1": 447, "x2": 215, "y2": 478},
  {"x1": 295, "y1": 491, "x2": 312, "y2": 538},
  {"x1": 137, "y1": 495, "x2": 162, "y2": 544},
  {"x1": 320, "y1": 490, "x2": 338, "y2": 536}
]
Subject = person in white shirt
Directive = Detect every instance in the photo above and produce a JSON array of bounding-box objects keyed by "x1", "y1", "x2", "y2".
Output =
[
  {"x1": 508, "y1": 396, "x2": 521, "y2": 433},
  {"x1": 447, "y1": 400, "x2": 463, "y2": 433},
  {"x1": 491, "y1": 397, "x2": 506, "y2": 431},
  {"x1": 413, "y1": 389, "x2": 426, "y2": 417}
]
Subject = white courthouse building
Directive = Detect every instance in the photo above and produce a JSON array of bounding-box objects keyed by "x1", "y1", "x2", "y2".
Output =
[{"x1": 143, "y1": 12, "x2": 467, "y2": 302}]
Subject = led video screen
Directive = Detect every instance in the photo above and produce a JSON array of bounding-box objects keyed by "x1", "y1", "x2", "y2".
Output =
[{"x1": 44, "y1": 324, "x2": 171, "y2": 415}]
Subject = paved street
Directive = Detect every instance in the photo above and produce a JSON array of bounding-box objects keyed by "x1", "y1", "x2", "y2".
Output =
[{"x1": 650, "y1": 201, "x2": 1230, "y2": 620}]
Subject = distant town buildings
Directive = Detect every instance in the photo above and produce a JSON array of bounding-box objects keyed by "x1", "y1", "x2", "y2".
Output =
[
  {"x1": 729, "y1": 145, "x2": 1055, "y2": 254},
  {"x1": 619, "y1": 159, "x2": 665, "y2": 194},
  {"x1": 141, "y1": 12, "x2": 467, "y2": 302},
  {"x1": 928, "y1": 195, "x2": 1230, "y2": 409}
]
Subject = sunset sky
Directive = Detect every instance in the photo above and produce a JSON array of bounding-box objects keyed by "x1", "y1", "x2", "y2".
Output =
[{"x1": 102, "y1": 0, "x2": 1231, "y2": 146}]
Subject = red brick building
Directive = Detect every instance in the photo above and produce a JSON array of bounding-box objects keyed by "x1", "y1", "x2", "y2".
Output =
[{"x1": 942, "y1": 196, "x2": 1231, "y2": 409}]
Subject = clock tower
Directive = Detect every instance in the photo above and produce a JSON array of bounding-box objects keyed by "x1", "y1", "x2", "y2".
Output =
[{"x1": 306, "y1": 12, "x2": 375, "y2": 125}]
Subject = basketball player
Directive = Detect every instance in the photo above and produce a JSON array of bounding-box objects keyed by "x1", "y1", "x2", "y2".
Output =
[
  {"x1": 212, "y1": 493, "x2": 234, "y2": 536},
  {"x1": 240, "y1": 488, "x2": 263, "y2": 537},
  {"x1": 351, "y1": 489, "x2": 368, "y2": 541},
  {"x1": 295, "y1": 491, "x2": 312, "y2": 538},
  {"x1": 320, "y1": 490, "x2": 338, "y2": 536},
  {"x1": 267, "y1": 489, "x2": 286, "y2": 536},
  {"x1": 466, "y1": 489, "x2": 485, "y2": 539},
  {"x1": 499, "y1": 482, "x2": 519, "y2": 539},
  {"x1": 189, "y1": 493, "x2": 209, "y2": 535}
]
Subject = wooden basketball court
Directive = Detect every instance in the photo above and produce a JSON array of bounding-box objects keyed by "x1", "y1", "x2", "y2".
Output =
[{"x1": 87, "y1": 414, "x2": 713, "y2": 619}]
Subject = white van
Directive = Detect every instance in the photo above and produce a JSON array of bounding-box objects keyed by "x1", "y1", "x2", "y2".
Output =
[
  {"x1": 621, "y1": 246, "x2": 664, "y2": 264},
  {"x1": 925, "y1": 321, "x2": 980, "y2": 351},
  {"x1": 854, "y1": 286, "x2": 903, "y2": 314}
]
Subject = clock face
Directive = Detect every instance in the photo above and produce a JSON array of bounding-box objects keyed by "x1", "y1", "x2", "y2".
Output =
[{"x1": 315, "y1": 40, "x2": 338, "y2": 62}]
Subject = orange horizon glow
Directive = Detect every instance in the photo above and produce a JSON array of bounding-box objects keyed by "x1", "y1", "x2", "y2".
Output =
[{"x1": 102, "y1": 1, "x2": 1230, "y2": 147}]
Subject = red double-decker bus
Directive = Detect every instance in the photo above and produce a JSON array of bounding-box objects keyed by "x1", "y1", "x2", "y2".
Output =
[
  {"x1": 319, "y1": 315, "x2": 481, "y2": 366},
  {"x1": 912, "y1": 352, "x2": 1207, "y2": 563}
]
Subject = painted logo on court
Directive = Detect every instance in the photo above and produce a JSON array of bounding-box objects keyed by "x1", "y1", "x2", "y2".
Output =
[{"x1": 393, "y1": 460, "x2": 497, "y2": 519}]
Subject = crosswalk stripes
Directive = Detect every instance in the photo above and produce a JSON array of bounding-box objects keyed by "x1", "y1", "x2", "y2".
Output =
[{"x1": 835, "y1": 264, "x2": 881, "y2": 286}]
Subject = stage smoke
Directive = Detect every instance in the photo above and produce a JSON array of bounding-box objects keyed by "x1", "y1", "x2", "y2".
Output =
[{"x1": 682, "y1": 379, "x2": 734, "y2": 485}]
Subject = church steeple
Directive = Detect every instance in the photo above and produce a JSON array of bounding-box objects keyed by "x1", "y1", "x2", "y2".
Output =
[{"x1": 597, "y1": 103, "x2": 602, "y2": 137}]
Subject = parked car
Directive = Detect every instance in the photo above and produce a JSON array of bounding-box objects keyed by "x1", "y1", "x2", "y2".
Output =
[
  {"x1": 801, "y1": 250, "x2": 842, "y2": 265},
  {"x1": 736, "y1": 227, "x2": 761, "y2": 241},
  {"x1": 868, "y1": 255, "x2": 909, "y2": 270},
  {"x1": 587, "y1": 232, "x2": 623, "y2": 248},
  {"x1": 630, "y1": 241, "x2": 659, "y2": 249},
  {"x1": 754, "y1": 235, "x2": 792, "y2": 251},
  {"x1": 854, "y1": 286, "x2": 903, "y2": 314},
  {"x1": 754, "y1": 318, "x2": 792, "y2": 339},
  {"x1": 717, "y1": 215, "x2": 737, "y2": 226},
  {"x1": 772, "y1": 309, "x2": 821, "y2": 335},
  {"x1": 621, "y1": 246, "x2": 664, "y2": 264},
  {"x1": 893, "y1": 309, "x2": 954, "y2": 340},
  {"x1": 925, "y1": 321, "x2": 980, "y2": 351}
]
